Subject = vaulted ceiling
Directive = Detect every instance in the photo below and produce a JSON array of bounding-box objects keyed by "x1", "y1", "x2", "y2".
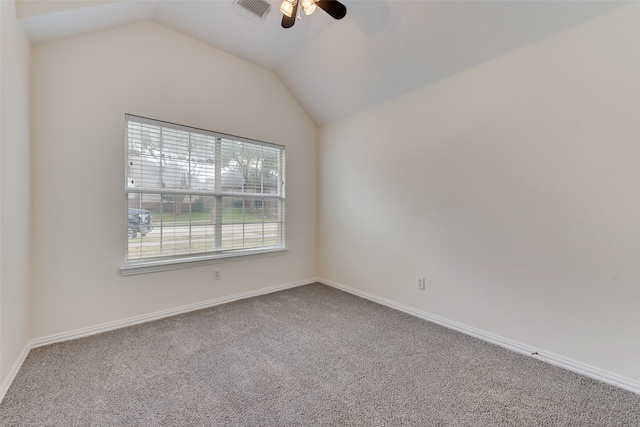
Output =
[{"x1": 17, "y1": 0, "x2": 625, "y2": 126}]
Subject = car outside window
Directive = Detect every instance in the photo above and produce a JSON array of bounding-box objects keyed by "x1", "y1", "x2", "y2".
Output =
[{"x1": 124, "y1": 115, "x2": 285, "y2": 273}]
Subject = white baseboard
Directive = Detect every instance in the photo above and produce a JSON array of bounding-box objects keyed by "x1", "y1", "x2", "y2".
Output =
[
  {"x1": 0, "y1": 342, "x2": 30, "y2": 403},
  {"x1": 1, "y1": 277, "x2": 316, "y2": 404},
  {"x1": 31, "y1": 278, "x2": 315, "y2": 349},
  {"x1": 318, "y1": 278, "x2": 640, "y2": 395}
]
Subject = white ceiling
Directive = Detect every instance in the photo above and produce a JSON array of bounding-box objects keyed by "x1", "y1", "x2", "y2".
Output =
[{"x1": 17, "y1": 0, "x2": 626, "y2": 126}]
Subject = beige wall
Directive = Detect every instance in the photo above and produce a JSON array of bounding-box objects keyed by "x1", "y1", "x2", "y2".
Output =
[
  {"x1": 5, "y1": 0, "x2": 640, "y2": 394},
  {"x1": 0, "y1": 0, "x2": 31, "y2": 386},
  {"x1": 319, "y1": 5, "x2": 640, "y2": 382},
  {"x1": 30, "y1": 21, "x2": 317, "y2": 339}
]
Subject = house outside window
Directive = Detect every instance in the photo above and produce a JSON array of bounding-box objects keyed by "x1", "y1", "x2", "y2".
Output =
[{"x1": 123, "y1": 115, "x2": 285, "y2": 274}]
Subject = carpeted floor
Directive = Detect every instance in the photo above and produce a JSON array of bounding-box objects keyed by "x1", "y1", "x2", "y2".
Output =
[{"x1": 2, "y1": 283, "x2": 639, "y2": 426}]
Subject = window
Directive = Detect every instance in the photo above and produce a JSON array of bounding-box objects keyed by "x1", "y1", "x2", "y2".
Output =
[{"x1": 123, "y1": 115, "x2": 285, "y2": 273}]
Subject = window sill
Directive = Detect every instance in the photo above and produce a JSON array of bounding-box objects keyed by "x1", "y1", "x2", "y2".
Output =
[{"x1": 120, "y1": 247, "x2": 288, "y2": 276}]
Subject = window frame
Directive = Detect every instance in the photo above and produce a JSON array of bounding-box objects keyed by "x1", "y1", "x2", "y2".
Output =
[{"x1": 121, "y1": 115, "x2": 287, "y2": 276}]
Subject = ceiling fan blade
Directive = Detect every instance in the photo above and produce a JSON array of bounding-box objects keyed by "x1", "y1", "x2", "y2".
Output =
[
  {"x1": 316, "y1": 0, "x2": 347, "y2": 20},
  {"x1": 281, "y1": 1, "x2": 299, "y2": 28}
]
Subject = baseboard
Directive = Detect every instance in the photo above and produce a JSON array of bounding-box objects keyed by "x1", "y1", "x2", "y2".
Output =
[
  {"x1": 2, "y1": 277, "x2": 317, "y2": 405},
  {"x1": 318, "y1": 278, "x2": 640, "y2": 395},
  {"x1": 31, "y1": 278, "x2": 316, "y2": 349},
  {"x1": 0, "y1": 342, "x2": 30, "y2": 403}
]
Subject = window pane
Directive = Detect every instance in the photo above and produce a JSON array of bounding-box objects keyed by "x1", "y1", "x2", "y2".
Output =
[
  {"x1": 127, "y1": 122, "x2": 162, "y2": 190},
  {"x1": 125, "y1": 115, "x2": 285, "y2": 264},
  {"x1": 219, "y1": 197, "x2": 284, "y2": 251},
  {"x1": 128, "y1": 194, "x2": 221, "y2": 260},
  {"x1": 190, "y1": 134, "x2": 216, "y2": 192}
]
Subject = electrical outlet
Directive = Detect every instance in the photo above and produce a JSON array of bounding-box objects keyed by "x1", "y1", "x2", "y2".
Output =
[
  {"x1": 214, "y1": 270, "x2": 221, "y2": 281},
  {"x1": 417, "y1": 276, "x2": 425, "y2": 290}
]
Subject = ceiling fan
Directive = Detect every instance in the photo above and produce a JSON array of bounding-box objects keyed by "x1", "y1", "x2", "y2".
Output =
[{"x1": 280, "y1": 0, "x2": 347, "y2": 29}]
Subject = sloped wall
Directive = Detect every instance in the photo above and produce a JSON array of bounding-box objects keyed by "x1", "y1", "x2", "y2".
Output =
[{"x1": 319, "y1": 5, "x2": 640, "y2": 382}]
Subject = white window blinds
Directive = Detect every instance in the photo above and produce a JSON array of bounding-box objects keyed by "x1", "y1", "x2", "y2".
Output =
[{"x1": 125, "y1": 115, "x2": 285, "y2": 266}]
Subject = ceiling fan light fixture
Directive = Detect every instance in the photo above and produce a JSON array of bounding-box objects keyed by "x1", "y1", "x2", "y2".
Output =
[
  {"x1": 281, "y1": 0, "x2": 345, "y2": 28},
  {"x1": 280, "y1": 0, "x2": 295, "y2": 18},
  {"x1": 302, "y1": 0, "x2": 316, "y2": 15}
]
